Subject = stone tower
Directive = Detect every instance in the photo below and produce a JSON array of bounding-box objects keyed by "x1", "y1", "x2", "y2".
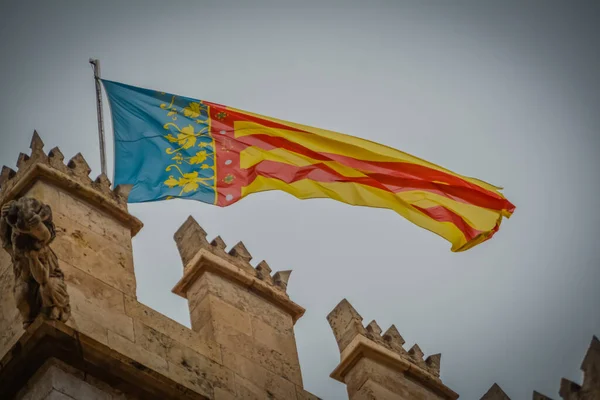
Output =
[
  {"x1": 0, "y1": 132, "x2": 319, "y2": 399},
  {"x1": 327, "y1": 299, "x2": 458, "y2": 400}
]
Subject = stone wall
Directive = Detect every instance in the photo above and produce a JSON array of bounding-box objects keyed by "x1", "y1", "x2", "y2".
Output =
[{"x1": 0, "y1": 132, "x2": 319, "y2": 399}]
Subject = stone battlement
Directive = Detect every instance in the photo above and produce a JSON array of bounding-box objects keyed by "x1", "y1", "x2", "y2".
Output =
[
  {"x1": 0, "y1": 131, "x2": 142, "y2": 236},
  {"x1": 173, "y1": 216, "x2": 295, "y2": 298},
  {"x1": 328, "y1": 299, "x2": 457, "y2": 400},
  {"x1": 0, "y1": 131, "x2": 597, "y2": 399}
]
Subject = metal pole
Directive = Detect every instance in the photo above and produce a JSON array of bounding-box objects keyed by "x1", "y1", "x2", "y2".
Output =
[{"x1": 89, "y1": 58, "x2": 107, "y2": 176}]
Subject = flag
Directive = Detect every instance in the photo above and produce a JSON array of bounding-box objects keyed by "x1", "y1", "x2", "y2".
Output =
[{"x1": 101, "y1": 80, "x2": 515, "y2": 252}]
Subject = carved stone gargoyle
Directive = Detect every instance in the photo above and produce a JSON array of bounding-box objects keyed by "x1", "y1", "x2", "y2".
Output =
[{"x1": 0, "y1": 197, "x2": 70, "y2": 327}]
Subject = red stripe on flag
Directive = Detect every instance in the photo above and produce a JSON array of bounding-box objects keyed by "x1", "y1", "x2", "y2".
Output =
[
  {"x1": 238, "y1": 133, "x2": 514, "y2": 212},
  {"x1": 412, "y1": 205, "x2": 483, "y2": 241},
  {"x1": 246, "y1": 160, "x2": 484, "y2": 241}
]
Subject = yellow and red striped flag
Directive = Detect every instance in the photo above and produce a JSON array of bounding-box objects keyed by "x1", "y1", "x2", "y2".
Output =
[{"x1": 102, "y1": 80, "x2": 515, "y2": 252}]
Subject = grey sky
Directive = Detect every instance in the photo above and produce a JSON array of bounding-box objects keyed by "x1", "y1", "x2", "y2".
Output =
[{"x1": 1, "y1": 1, "x2": 599, "y2": 398}]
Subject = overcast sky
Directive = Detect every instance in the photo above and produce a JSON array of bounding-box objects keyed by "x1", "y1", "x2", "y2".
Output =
[{"x1": 1, "y1": 1, "x2": 599, "y2": 399}]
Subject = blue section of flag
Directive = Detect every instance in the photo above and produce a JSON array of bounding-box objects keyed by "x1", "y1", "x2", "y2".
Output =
[{"x1": 101, "y1": 80, "x2": 216, "y2": 204}]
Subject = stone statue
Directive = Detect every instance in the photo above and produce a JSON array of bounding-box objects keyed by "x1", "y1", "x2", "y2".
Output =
[{"x1": 0, "y1": 197, "x2": 70, "y2": 328}]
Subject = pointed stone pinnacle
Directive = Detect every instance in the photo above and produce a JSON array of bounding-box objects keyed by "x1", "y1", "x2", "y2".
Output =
[
  {"x1": 114, "y1": 184, "x2": 132, "y2": 202},
  {"x1": 30, "y1": 130, "x2": 44, "y2": 151},
  {"x1": 425, "y1": 353, "x2": 441, "y2": 377},
  {"x1": 532, "y1": 391, "x2": 553, "y2": 400},
  {"x1": 48, "y1": 147, "x2": 65, "y2": 162},
  {"x1": 256, "y1": 260, "x2": 272, "y2": 274},
  {"x1": 481, "y1": 383, "x2": 511, "y2": 400},
  {"x1": 16, "y1": 153, "x2": 30, "y2": 170},
  {"x1": 273, "y1": 270, "x2": 292, "y2": 291},
  {"x1": 175, "y1": 216, "x2": 207, "y2": 240},
  {"x1": 581, "y1": 335, "x2": 600, "y2": 383},
  {"x1": 328, "y1": 299, "x2": 363, "y2": 324},
  {"x1": 408, "y1": 344, "x2": 425, "y2": 361},
  {"x1": 229, "y1": 241, "x2": 252, "y2": 262},
  {"x1": 174, "y1": 216, "x2": 208, "y2": 267},
  {"x1": 256, "y1": 260, "x2": 273, "y2": 284},
  {"x1": 0, "y1": 166, "x2": 16, "y2": 188},
  {"x1": 210, "y1": 236, "x2": 226, "y2": 250},
  {"x1": 67, "y1": 153, "x2": 92, "y2": 178},
  {"x1": 383, "y1": 325, "x2": 405, "y2": 346},
  {"x1": 366, "y1": 320, "x2": 382, "y2": 336},
  {"x1": 94, "y1": 173, "x2": 112, "y2": 192},
  {"x1": 327, "y1": 299, "x2": 366, "y2": 353}
]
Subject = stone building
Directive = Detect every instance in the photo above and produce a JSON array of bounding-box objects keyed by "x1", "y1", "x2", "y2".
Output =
[{"x1": 0, "y1": 132, "x2": 597, "y2": 399}]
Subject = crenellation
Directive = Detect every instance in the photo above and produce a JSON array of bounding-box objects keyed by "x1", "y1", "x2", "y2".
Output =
[
  {"x1": 366, "y1": 320, "x2": 382, "y2": 336},
  {"x1": 210, "y1": 235, "x2": 227, "y2": 251},
  {"x1": 255, "y1": 260, "x2": 273, "y2": 285},
  {"x1": 383, "y1": 325, "x2": 406, "y2": 355},
  {"x1": 66, "y1": 152, "x2": 92, "y2": 182},
  {"x1": 29, "y1": 131, "x2": 46, "y2": 159},
  {"x1": 328, "y1": 299, "x2": 458, "y2": 400},
  {"x1": 408, "y1": 343, "x2": 426, "y2": 368},
  {"x1": 550, "y1": 336, "x2": 600, "y2": 400},
  {"x1": 228, "y1": 241, "x2": 252, "y2": 263},
  {"x1": 113, "y1": 183, "x2": 133, "y2": 204},
  {"x1": 174, "y1": 216, "x2": 209, "y2": 267},
  {"x1": 273, "y1": 270, "x2": 292, "y2": 292},
  {"x1": 533, "y1": 391, "x2": 554, "y2": 400},
  {"x1": 481, "y1": 383, "x2": 511, "y2": 399},
  {"x1": 0, "y1": 166, "x2": 16, "y2": 188},
  {"x1": 327, "y1": 299, "x2": 367, "y2": 353},
  {"x1": 93, "y1": 173, "x2": 113, "y2": 195},
  {"x1": 365, "y1": 320, "x2": 385, "y2": 345},
  {"x1": 0, "y1": 130, "x2": 596, "y2": 400},
  {"x1": 227, "y1": 241, "x2": 256, "y2": 275},
  {"x1": 581, "y1": 336, "x2": 599, "y2": 391},
  {"x1": 47, "y1": 146, "x2": 68, "y2": 172},
  {"x1": 425, "y1": 353, "x2": 442, "y2": 377},
  {"x1": 16, "y1": 152, "x2": 30, "y2": 169},
  {"x1": 559, "y1": 379, "x2": 581, "y2": 400}
]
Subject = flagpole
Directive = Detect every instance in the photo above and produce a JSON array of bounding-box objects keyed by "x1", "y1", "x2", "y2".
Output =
[{"x1": 89, "y1": 58, "x2": 107, "y2": 176}]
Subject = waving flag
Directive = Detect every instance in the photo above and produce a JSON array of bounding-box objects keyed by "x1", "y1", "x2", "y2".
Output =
[{"x1": 102, "y1": 80, "x2": 515, "y2": 252}]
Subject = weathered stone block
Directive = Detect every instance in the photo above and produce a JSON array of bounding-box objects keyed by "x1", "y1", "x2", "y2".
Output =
[
  {"x1": 222, "y1": 348, "x2": 297, "y2": 399},
  {"x1": 192, "y1": 294, "x2": 253, "y2": 338},
  {"x1": 251, "y1": 316, "x2": 299, "y2": 363},
  {"x1": 0, "y1": 262, "x2": 17, "y2": 323},
  {"x1": 189, "y1": 295, "x2": 212, "y2": 335},
  {"x1": 133, "y1": 320, "x2": 174, "y2": 360},
  {"x1": 345, "y1": 358, "x2": 406, "y2": 397},
  {"x1": 165, "y1": 361, "x2": 213, "y2": 398},
  {"x1": 25, "y1": 181, "x2": 132, "y2": 250},
  {"x1": 353, "y1": 379, "x2": 404, "y2": 400},
  {"x1": 296, "y1": 386, "x2": 322, "y2": 400},
  {"x1": 44, "y1": 390, "x2": 73, "y2": 400},
  {"x1": 166, "y1": 340, "x2": 235, "y2": 398},
  {"x1": 124, "y1": 296, "x2": 222, "y2": 364},
  {"x1": 107, "y1": 330, "x2": 169, "y2": 375},
  {"x1": 69, "y1": 289, "x2": 134, "y2": 342},
  {"x1": 210, "y1": 323, "x2": 302, "y2": 386},
  {"x1": 52, "y1": 213, "x2": 136, "y2": 295},
  {"x1": 186, "y1": 276, "x2": 209, "y2": 315},
  {"x1": 17, "y1": 360, "x2": 114, "y2": 400},
  {"x1": 60, "y1": 261, "x2": 126, "y2": 313},
  {"x1": 213, "y1": 387, "x2": 237, "y2": 400},
  {"x1": 0, "y1": 311, "x2": 23, "y2": 360},
  {"x1": 202, "y1": 272, "x2": 294, "y2": 334},
  {"x1": 65, "y1": 310, "x2": 109, "y2": 346}
]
